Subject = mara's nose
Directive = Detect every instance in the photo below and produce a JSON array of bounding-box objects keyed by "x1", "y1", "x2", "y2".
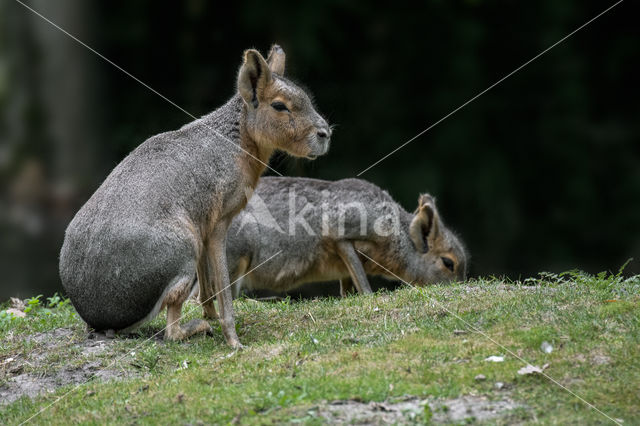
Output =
[
  {"x1": 317, "y1": 128, "x2": 329, "y2": 139},
  {"x1": 316, "y1": 118, "x2": 331, "y2": 140}
]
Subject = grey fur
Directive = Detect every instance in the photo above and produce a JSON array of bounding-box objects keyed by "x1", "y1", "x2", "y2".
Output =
[
  {"x1": 227, "y1": 177, "x2": 468, "y2": 296},
  {"x1": 59, "y1": 46, "x2": 330, "y2": 345}
]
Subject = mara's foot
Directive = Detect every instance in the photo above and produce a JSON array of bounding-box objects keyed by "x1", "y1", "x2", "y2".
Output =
[
  {"x1": 222, "y1": 329, "x2": 244, "y2": 349},
  {"x1": 183, "y1": 319, "x2": 214, "y2": 336},
  {"x1": 203, "y1": 310, "x2": 219, "y2": 320},
  {"x1": 201, "y1": 303, "x2": 219, "y2": 320},
  {"x1": 164, "y1": 320, "x2": 212, "y2": 341},
  {"x1": 228, "y1": 339, "x2": 245, "y2": 350}
]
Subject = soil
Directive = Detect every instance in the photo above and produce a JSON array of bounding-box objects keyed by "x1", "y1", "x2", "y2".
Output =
[
  {"x1": 310, "y1": 395, "x2": 524, "y2": 424},
  {"x1": 0, "y1": 328, "x2": 136, "y2": 405}
]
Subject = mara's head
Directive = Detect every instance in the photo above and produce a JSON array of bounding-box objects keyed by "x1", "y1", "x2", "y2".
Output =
[
  {"x1": 237, "y1": 45, "x2": 331, "y2": 159},
  {"x1": 407, "y1": 194, "x2": 468, "y2": 284}
]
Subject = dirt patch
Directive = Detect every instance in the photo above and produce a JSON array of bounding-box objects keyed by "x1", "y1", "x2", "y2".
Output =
[
  {"x1": 0, "y1": 363, "x2": 125, "y2": 405},
  {"x1": 573, "y1": 351, "x2": 613, "y2": 367},
  {"x1": 255, "y1": 343, "x2": 286, "y2": 360},
  {"x1": 590, "y1": 354, "x2": 612, "y2": 366},
  {"x1": 430, "y1": 395, "x2": 523, "y2": 423},
  {"x1": 26, "y1": 327, "x2": 76, "y2": 345},
  {"x1": 308, "y1": 395, "x2": 523, "y2": 424},
  {"x1": 0, "y1": 328, "x2": 137, "y2": 405}
]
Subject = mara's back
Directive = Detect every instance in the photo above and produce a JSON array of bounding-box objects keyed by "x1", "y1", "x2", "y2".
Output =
[{"x1": 227, "y1": 176, "x2": 406, "y2": 290}]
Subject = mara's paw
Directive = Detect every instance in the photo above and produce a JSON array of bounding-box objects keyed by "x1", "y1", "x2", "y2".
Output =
[
  {"x1": 202, "y1": 303, "x2": 218, "y2": 320},
  {"x1": 228, "y1": 338, "x2": 245, "y2": 350},
  {"x1": 183, "y1": 319, "x2": 214, "y2": 337},
  {"x1": 164, "y1": 327, "x2": 186, "y2": 341},
  {"x1": 203, "y1": 310, "x2": 219, "y2": 320}
]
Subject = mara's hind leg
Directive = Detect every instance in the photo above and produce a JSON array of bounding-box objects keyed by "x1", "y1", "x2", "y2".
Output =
[
  {"x1": 164, "y1": 277, "x2": 212, "y2": 341},
  {"x1": 339, "y1": 277, "x2": 356, "y2": 297},
  {"x1": 166, "y1": 304, "x2": 212, "y2": 341}
]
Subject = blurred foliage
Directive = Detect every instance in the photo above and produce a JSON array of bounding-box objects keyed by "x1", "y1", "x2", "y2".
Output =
[{"x1": 0, "y1": 0, "x2": 638, "y2": 299}]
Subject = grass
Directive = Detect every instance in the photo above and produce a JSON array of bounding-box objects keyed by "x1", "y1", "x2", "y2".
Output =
[{"x1": 0, "y1": 270, "x2": 638, "y2": 424}]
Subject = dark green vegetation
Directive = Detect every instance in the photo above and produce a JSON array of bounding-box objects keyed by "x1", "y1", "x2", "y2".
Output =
[
  {"x1": 1, "y1": 271, "x2": 638, "y2": 424},
  {"x1": 1, "y1": 1, "x2": 639, "y2": 300}
]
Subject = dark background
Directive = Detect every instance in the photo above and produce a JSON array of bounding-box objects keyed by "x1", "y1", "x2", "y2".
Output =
[{"x1": 1, "y1": 0, "x2": 638, "y2": 300}]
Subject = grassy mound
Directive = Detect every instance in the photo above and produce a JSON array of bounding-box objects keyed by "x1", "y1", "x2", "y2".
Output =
[{"x1": 1, "y1": 271, "x2": 638, "y2": 424}]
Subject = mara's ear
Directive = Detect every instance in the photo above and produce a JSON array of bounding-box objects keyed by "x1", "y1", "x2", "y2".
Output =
[
  {"x1": 409, "y1": 194, "x2": 440, "y2": 253},
  {"x1": 238, "y1": 49, "x2": 272, "y2": 108},
  {"x1": 266, "y1": 44, "x2": 286, "y2": 75}
]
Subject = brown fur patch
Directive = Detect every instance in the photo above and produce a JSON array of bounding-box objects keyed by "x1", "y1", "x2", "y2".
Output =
[
  {"x1": 357, "y1": 241, "x2": 406, "y2": 279},
  {"x1": 161, "y1": 279, "x2": 196, "y2": 311},
  {"x1": 176, "y1": 212, "x2": 203, "y2": 255},
  {"x1": 236, "y1": 124, "x2": 273, "y2": 194},
  {"x1": 316, "y1": 239, "x2": 350, "y2": 279}
]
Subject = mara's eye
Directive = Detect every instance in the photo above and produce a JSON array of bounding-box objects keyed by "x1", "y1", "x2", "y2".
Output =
[
  {"x1": 441, "y1": 257, "x2": 455, "y2": 272},
  {"x1": 271, "y1": 101, "x2": 289, "y2": 112}
]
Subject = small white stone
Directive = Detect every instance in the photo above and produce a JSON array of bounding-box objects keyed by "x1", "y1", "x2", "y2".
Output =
[
  {"x1": 541, "y1": 341, "x2": 553, "y2": 353},
  {"x1": 517, "y1": 364, "x2": 543, "y2": 375}
]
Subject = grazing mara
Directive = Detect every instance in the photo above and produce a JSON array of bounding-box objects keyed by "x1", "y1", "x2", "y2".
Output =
[{"x1": 226, "y1": 177, "x2": 467, "y2": 298}]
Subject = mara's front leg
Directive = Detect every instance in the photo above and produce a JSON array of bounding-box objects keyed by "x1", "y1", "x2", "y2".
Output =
[
  {"x1": 209, "y1": 224, "x2": 243, "y2": 349},
  {"x1": 336, "y1": 241, "x2": 373, "y2": 295}
]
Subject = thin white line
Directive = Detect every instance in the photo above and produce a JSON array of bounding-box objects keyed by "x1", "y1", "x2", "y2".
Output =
[
  {"x1": 357, "y1": 0, "x2": 624, "y2": 176},
  {"x1": 18, "y1": 251, "x2": 282, "y2": 425},
  {"x1": 13, "y1": 0, "x2": 283, "y2": 177},
  {"x1": 356, "y1": 249, "x2": 621, "y2": 425}
]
